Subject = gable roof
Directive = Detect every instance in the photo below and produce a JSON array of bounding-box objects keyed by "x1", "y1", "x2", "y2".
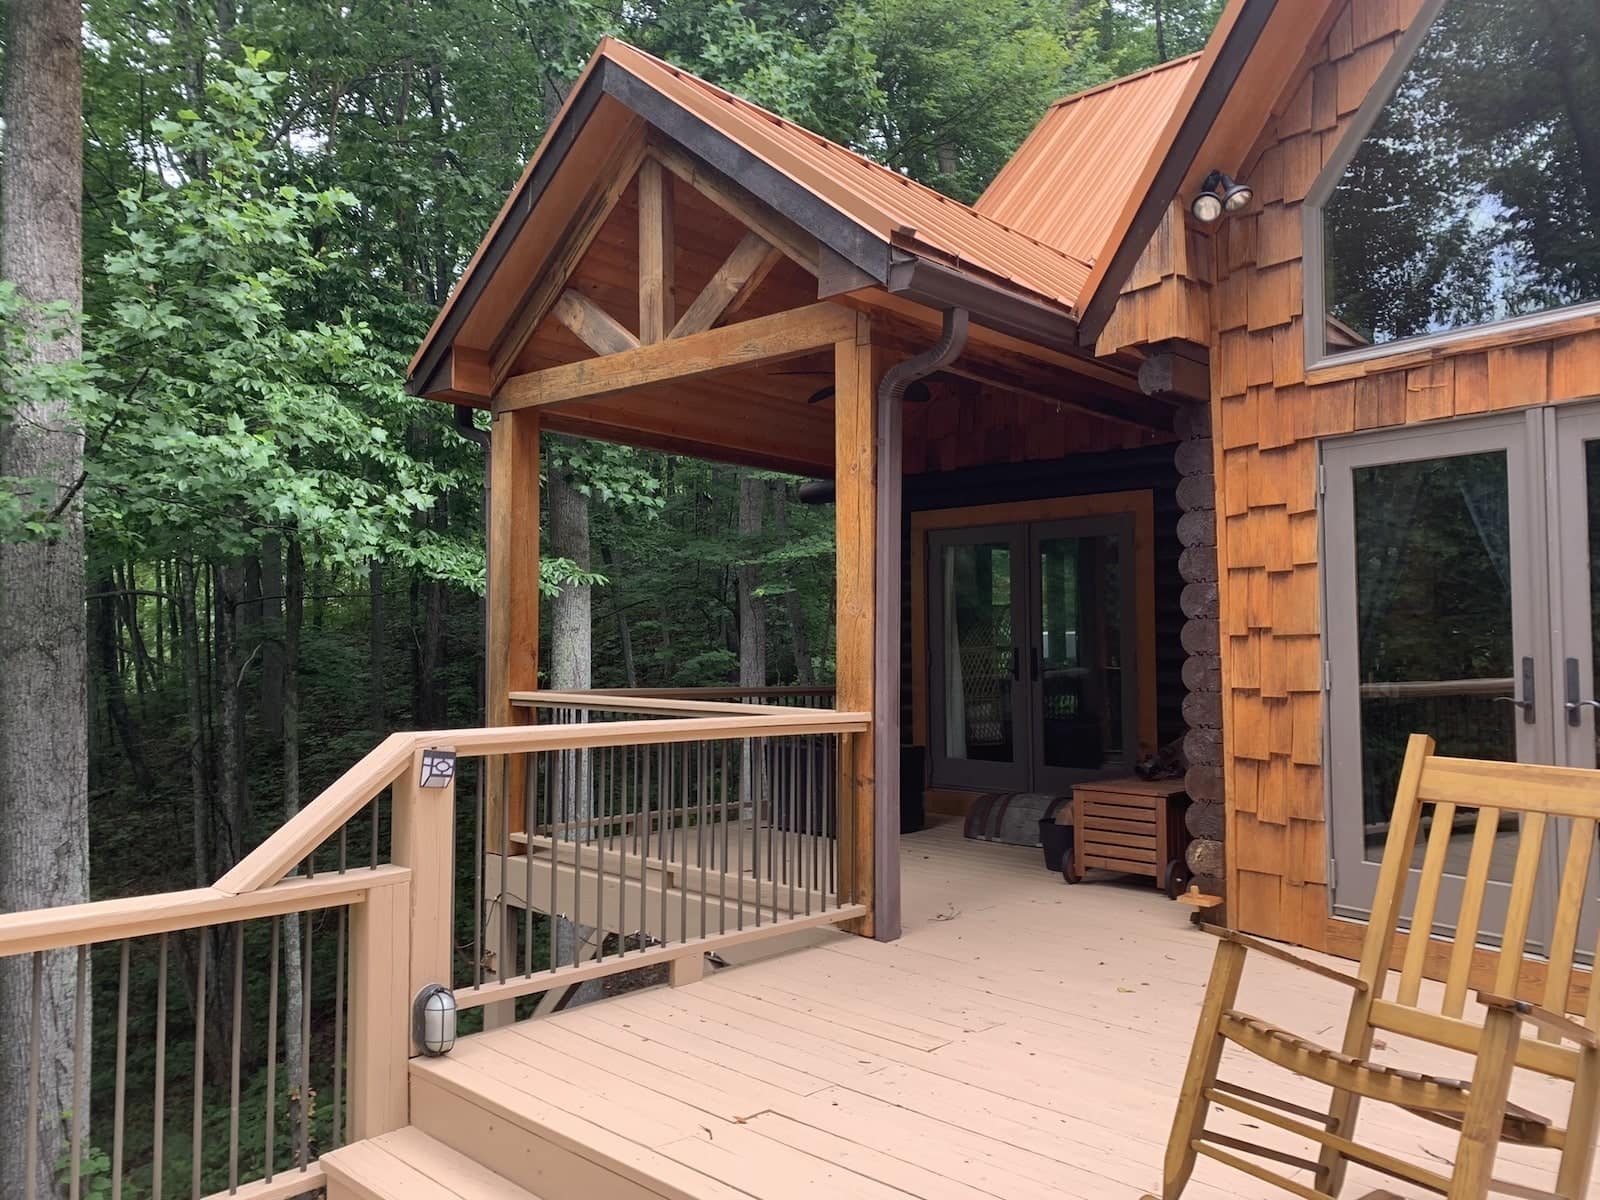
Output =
[
  {"x1": 976, "y1": 54, "x2": 1202, "y2": 270},
  {"x1": 409, "y1": 38, "x2": 1103, "y2": 396}
]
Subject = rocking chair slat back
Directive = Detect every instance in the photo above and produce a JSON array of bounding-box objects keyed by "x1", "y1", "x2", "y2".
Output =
[{"x1": 1366, "y1": 735, "x2": 1600, "y2": 1038}]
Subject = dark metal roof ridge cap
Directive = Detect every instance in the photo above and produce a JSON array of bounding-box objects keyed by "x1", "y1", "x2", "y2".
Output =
[{"x1": 886, "y1": 254, "x2": 1080, "y2": 357}]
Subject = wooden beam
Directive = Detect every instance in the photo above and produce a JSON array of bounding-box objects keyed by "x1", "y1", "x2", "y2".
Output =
[
  {"x1": 671, "y1": 231, "x2": 781, "y2": 338},
  {"x1": 834, "y1": 314, "x2": 879, "y2": 938},
  {"x1": 648, "y1": 138, "x2": 820, "y2": 276},
  {"x1": 552, "y1": 288, "x2": 639, "y2": 356},
  {"x1": 489, "y1": 128, "x2": 646, "y2": 389},
  {"x1": 496, "y1": 302, "x2": 857, "y2": 412},
  {"x1": 638, "y1": 157, "x2": 675, "y2": 343}
]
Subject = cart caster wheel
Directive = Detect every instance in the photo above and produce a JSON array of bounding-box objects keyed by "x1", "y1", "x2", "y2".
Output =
[
  {"x1": 1165, "y1": 860, "x2": 1190, "y2": 900},
  {"x1": 1062, "y1": 860, "x2": 1081, "y2": 884}
]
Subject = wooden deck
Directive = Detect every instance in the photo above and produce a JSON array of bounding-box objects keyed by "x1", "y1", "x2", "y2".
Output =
[{"x1": 405, "y1": 818, "x2": 1597, "y2": 1200}]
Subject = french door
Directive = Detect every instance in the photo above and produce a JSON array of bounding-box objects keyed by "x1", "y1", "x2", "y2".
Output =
[
  {"x1": 1323, "y1": 403, "x2": 1600, "y2": 949},
  {"x1": 928, "y1": 516, "x2": 1139, "y2": 793}
]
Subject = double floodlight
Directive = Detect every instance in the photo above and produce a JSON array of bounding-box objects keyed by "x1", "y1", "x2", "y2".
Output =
[{"x1": 1190, "y1": 170, "x2": 1254, "y2": 224}]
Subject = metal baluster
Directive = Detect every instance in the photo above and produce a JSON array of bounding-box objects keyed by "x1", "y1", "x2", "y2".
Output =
[
  {"x1": 299, "y1": 912, "x2": 312, "y2": 1172},
  {"x1": 738, "y1": 738, "x2": 748, "y2": 932},
  {"x1": 680, "y1": 741, "x2": 690, "y2": 943},
  {"x1": 369, "y1": 796, "x2": 379, "y2": 871},
  {"x1": 533, "y1": 750, "x2": 545, "y2": 976},
  {"x1": 153, "y1": 935, "x2": 167, "y2": 1200},
  {"x1": 766, "y1": 738, "x2": 777, "y2": 926},
  {"x1": 112, "y1": 941, "x2": 129, "y2": 1200},
  {"x1": 498, "y1": 754, "x2": 510, "y2": 987},
  {"x1": 659, "y1": 743, "x2": 669, "y2": 949},
  {"x1": 697, "y1": 742, "x2": 709, "y2": 943},
  {"x1": 545, "y1": 748, "x2": 557, "y2": 973},
  {"x1": 807, "y1": 737, "x2": 818, "y2": 917},
  {"x1": 339, "y1": 826, "x2": 348, "y2": 875},
  {"x1": 332, "y1": 906, "x2": 347, "y2": 1147},
  {"x1": 719, "y1": 741, "x2": 729, "y2": 935},
  {"x1": 617, "y1": 744, "x2": 629, "y2": 957},
  {"x1": 264, "y1": 919, "x2": 278, "y2": 1182},
  {"x1": 192, "y1": 932, "x2": 207, "y2": 1200},
  {"x1": 788, "y1": 737, "x2": 798, "y2": 919},
  {"x1": 228, "y1": 925, "x2": 244, "y2": 1193},
  {"x1": 473, "y1": 760, "x2": 485, "y2": 989},
  {"x1": 70, "y1": 945, "x2": 87, "y2": 1200},
  {"x1": 640, "y1": 744, "x2": 651, "y2": 949}
]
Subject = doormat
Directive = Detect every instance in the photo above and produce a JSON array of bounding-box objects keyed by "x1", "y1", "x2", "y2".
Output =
[{"x1": 964, "y1": 792, "x2": 1069, "y2": 848}]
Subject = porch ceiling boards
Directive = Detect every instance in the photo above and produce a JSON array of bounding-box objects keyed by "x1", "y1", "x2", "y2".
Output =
[{"x1": 412, "y1": 820, "x2": 1590, "y2": 1200}]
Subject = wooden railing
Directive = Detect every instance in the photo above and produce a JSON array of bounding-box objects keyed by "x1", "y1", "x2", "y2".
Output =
[{"x1": 0, "y1": 700, "x2": 867, "y2": 1198}]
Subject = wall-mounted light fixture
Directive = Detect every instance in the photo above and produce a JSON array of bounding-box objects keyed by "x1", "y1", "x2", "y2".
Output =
[
  {"x1": 412, "y1": 984, "x2": 458, "y2": 1056},
  {"x1": 1190, "y1": 170, "x2": 1254, "y2": 224}
]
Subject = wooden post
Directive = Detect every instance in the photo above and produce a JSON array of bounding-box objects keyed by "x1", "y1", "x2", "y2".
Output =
[
  {"x1": 391, "y1": 746, "x2": 456, "y2": 1053},
  {"x1": 487, "y1": 407, "x2": 541, "y2": 842},
  {"x1": 638, "y1": 158, "x2": 675, "y2": 344},
  {"x1": 834, "y1": 314, "x2": 880, "y2": 938},
  {"x1": 348, "y1": 874, "x2": 411, "y2": 1139},
  {"x1": 872, "y1": 334, "x2": 903, "y2": 943}
]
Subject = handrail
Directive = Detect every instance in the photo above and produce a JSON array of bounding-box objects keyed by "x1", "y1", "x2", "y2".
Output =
[
  {"x1": 0, "y1": 866, "x2": 409, "y2": 958},
  {"x1": 218, "y1": 710, "x2": 868, "y2": 897},
  {"x1": 513, "y1": 689, "x2": 818, "y2": 717}
]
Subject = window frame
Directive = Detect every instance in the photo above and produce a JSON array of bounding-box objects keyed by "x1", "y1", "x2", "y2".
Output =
[{"x1": 1302, "y1": 0, "x2": 1600, "y2": 374}]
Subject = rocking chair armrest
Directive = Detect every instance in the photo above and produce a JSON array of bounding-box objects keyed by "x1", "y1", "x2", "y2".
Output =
[
  {"x1": 1202, "y1": 925, "x2": 1370, "y2": 993},
  {"x1": 1476, "y1": 991, "x2": 1600, "y2": 1049}
]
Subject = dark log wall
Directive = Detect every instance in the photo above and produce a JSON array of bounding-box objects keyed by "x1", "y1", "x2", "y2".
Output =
[{"x1": 1174, "y1": 402, "x2": 1224, "y2": 896}]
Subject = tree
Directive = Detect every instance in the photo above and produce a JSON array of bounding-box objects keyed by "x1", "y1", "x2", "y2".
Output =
[{"x1": 0, "y1": 1, "x2": 92, "y2": 1194}]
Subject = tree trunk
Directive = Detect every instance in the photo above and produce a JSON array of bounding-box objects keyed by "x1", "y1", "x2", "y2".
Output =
[
  {"x1": 0, "y1": 3, "x2": 88, "y2": 1190},
  {"x1": 368, "y1": 561, "x2": 385, "y2": 732},
  {"x1": 259, "y1": 536, "x2": 284, "y2": 739},
  {"x1": 421, "y1": 579, "x2": 445, "y2": 727},
  {"x1": 769, "y1": 482, "x2": 813, "y2": 684},
  {"x1": 600, "y1": 546, "x2": 637, "y2": 687},
  {"x1": 214, "y1": 561, "x2": 248, "y2": 876},
  {"x1": 737, "y1": 475, "x2": 767, "y2": 689},
  {"x1": 180, "y1": 557, "x2": 210, "y2": 888},
  {"x1": 93, "y1": 570, "x2": 153, "y2": 794},
  {"x1": 548, "y1": 461, "x2": 594, "y2": 972},
  {"x1": 281, "y1": 538, "x2": 306, "y2": 1149}
]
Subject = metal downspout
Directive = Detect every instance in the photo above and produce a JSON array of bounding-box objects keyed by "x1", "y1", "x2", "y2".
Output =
[{"x1": 870, "y1": 307, "x2": 969, "y2": 942}]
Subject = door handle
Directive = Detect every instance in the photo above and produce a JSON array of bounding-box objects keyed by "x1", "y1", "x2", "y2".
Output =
[
  {"x1": 1493, "y1": 656, "x2": 1536, "y2": 724},
  {"x1": 1566, "y1": 657, "x2": 1600, "y2": 726}
]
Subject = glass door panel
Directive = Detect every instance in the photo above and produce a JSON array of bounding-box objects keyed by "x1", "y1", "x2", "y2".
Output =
[
  {"x1": 1552, "y1": 405, "x2": 1600, "y2": 959},
  {"x1": 1324, "y1": 417, "x2": 1555, "y2": 944},
  {"x1": 928, "y1": 528, "x2": 1028, "y2": 792},
  {"x1": 1032, "y1": 517, "x2": 1139, "y2": 791}
]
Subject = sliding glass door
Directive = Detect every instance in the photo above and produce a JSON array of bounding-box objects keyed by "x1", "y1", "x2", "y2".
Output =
[
  {"x1": 1324, "y1": 404, "x2": 1600, "y2": 947},
  {"x1": 929, "y1": 516, "x2": 1138, "y2": 794}
]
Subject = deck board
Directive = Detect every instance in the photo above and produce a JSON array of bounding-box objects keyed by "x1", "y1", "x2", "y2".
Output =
[{"x1": 447, "y1": 817, "x2": 1597, "y2": 1199}]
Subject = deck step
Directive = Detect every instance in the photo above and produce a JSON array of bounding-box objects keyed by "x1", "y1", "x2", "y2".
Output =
[{"x1": 322, "y1": 1127, "x2": 546, "y2": 1200}]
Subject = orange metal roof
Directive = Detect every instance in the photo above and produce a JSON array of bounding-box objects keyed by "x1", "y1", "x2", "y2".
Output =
[
  {"x1": 597, "y1": 40, "x2": 1095, "y2": 310},
  {"x1": 976, "y1": 54, "x2": 1202, "y2": 271}
]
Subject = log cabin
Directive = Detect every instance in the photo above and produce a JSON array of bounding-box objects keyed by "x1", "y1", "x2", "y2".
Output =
[{"x1": 5, "y1": 1, "x2": 1600, "y2": 1197}]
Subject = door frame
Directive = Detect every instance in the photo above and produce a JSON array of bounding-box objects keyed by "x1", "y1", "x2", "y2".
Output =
[
  {"x1": 1320, "y1": 408, "x2": 1572, "y2": 946},
  {"x1": 911, "y1": 490, "x2": 1158, "y2": 796}
]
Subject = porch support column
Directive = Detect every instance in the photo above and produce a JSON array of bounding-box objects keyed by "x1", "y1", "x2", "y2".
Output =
[
  {"x1": 487, "y1": 407, "x2": 541, "y2": 842},
  {"x1": 835, "y1": 313, "x2": 895, "y2": 939}
]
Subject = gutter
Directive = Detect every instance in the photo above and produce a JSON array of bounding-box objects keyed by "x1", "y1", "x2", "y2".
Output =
[{"x1": 886, "y1": 255, "x2": 1080, "y2": 357}]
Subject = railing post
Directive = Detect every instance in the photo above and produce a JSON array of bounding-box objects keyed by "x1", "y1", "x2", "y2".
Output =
[
  {"x1": 348, "y1": 874, "x2": 411, "y2": 1139},
  {"x1": 392, "y1": 745, "x2": 457, "y2": 1052}
]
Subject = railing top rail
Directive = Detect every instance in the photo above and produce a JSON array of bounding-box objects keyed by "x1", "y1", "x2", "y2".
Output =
[
  {"x1": 585, "y1": 686, "x2": 836, "y2": 697},
  {"x1": 511, "y1": 689, "x2": 836, "y2": 717},
  {"x1": 0, "y1": 865, "x2": 409, "y2": 959}
]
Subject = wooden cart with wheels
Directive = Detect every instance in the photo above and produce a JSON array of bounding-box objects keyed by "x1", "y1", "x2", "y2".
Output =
[{"x1": 1064, "y1": 777, "x2": 1189, "y2": 894}]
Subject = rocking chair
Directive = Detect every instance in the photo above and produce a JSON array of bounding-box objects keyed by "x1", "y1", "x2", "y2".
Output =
[{"x1": 1153, "y1": 734, "x2": 1600, "y2": 1200}]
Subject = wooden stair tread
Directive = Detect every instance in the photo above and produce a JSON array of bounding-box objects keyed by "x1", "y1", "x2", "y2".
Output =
[{"x1": 322, "y1": 1127, "x2": 547, "y2": 1200}]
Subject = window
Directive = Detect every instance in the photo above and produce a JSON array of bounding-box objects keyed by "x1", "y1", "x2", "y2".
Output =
[{"x1": 1309, "y1": 0, "x2": 1600, "y2": 362}]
